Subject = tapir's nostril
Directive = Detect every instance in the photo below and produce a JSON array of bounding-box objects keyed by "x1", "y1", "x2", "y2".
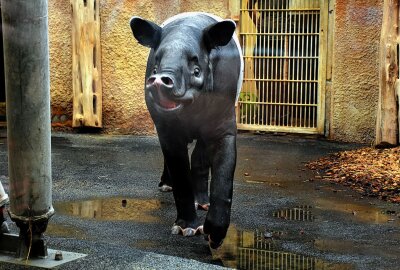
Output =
[
  {"x1": 147, "y1": 77, "x2": 156, "y2": 85},
  {"x1": 147, "y1": 75, "x2": 174, "y2": 88},
  {"x1": 161, "y1": 76, "x2": 174, "y2": 86}
]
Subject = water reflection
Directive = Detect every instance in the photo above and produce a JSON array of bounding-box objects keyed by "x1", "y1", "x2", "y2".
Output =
[
  {"x1": 316, "y1": 199, "x2": 399, "y2": 224},
  {"x1": 54, "y1": 197, "x2": 162, "y2": 223},
  {"x1": 216, "y1": 226, "x2": 354, "y2": 270},
  {"x1": 273, "y1": 205, "x2": 315, "y2": 221}
]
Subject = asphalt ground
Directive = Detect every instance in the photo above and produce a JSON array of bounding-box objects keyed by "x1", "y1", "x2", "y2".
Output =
[{"x1": 0, "y1": 132, "x2": 399, "y2": 270}]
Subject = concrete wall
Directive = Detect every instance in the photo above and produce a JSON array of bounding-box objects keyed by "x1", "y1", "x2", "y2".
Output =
[
  {"x1": 48, "y1": 0, "x2": 73, "y2": 128},
  {"x1": 48, "y1": 0, "x2": 231, "y2": 134},
  {"x1": 48, "y1": 0, "x2": 384, "y2": 143},
  {"x1": 329, "y1": 0, "x2": 383, "y2": 143}
]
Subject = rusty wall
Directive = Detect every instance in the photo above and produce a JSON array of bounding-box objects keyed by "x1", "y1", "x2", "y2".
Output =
[
  {"x1": 48, "y1": 0, "x2": 231, "y2": 134},
  {"x1": 329, "y1": 0, "x2": 383, "y2": 143}
]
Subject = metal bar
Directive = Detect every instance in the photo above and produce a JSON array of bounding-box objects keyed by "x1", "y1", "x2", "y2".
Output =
[
  {"x1": 289, "y1": 3, "x2": 294, "y2": 127},
  {"x1": 261, "y1": 0, "x2": 267, "y2": 126},
  {"x1": 294, "y1": 11, "x2": 299, "y2": 127},
  {"x1": 272, "y1": 2, "x2": 277, "y2": 126},
  {"x1": 306, "y1": 10, "x2": 311, "y2": 127},
  {"x1": 311, "y1": 9, "x2": 317, "y2": 126},
  {"x1": 284, "y1": 0, "x2": 289, "y2": 126},
  {"x1": 256, "y1": 0, "x2": 262, "y2": 126},
  {"x1": 300, "y1": 9, "x2": 304, "y2": 128},
  {"x1": 278, "y1": 3, "x2": 283, "y2": 126},
  {"x1": 266, "y1": 0, "x2": 271, "y2": 125},
  {"x1": 310, "y1": 9, "x2": 315, "y2": 127}
]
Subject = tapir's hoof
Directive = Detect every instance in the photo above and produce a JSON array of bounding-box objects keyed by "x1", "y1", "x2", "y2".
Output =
[
  {"x1": 207, "y1": 235, "x2": 224, "y2": 249},
  {"x1": 171, "y1": 224, "x2": 204, "y2": 237},
  {"x1": 195, "y1": 202, "x2": 210, "y2": 211},
  {"x1": 158, "y1": 182, "x2": 173, "y2": 192}
]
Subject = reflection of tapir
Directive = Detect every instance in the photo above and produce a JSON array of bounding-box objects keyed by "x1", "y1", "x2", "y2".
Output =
[{"x1": 130, "y1": 12, "x2": 243, "y2": 248}]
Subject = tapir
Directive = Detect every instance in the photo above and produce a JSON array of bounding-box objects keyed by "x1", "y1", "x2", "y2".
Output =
[{"x1": 130, "y1": 12, "x2": 243, "y2": 248}]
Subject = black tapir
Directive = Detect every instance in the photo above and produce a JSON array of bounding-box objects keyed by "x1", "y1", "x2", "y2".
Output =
[{"x1": 130, "y1": 12, "x2": 243, "y2": 248}]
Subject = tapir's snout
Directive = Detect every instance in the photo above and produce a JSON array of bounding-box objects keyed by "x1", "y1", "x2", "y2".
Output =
[
  {"x1": 146, "y1": 74, "x2": 174, "y2": 90},
  {"x1": 146, "y1": 74, "x2": 182, "y2": 110}
]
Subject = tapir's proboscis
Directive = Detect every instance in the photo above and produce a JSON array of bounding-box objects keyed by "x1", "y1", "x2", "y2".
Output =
[{"x1": 130, "y1": 12, "x2": 243, "y2": 249}]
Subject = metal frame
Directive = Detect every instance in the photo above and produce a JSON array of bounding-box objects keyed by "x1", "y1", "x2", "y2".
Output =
[{"x1": 237, "y1": 0, "x2": 328, "y2": 134}]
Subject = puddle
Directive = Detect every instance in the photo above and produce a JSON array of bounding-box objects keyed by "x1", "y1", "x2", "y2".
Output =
[
  {"x1": 54, "y1": 197, "x2": 163, "y2": 223},
  {"x1": 215, "y1": 226, "x2": 354, "y2": 270},
  {"x1": 315, "y1": 199, "x2": 400, "y2": 224},
  {"x1": 273, "y1": 205, "x2": 315, "y2": 221},
  {"x1": 46, "y1": 223, "x2": 87, "y2": 240}
]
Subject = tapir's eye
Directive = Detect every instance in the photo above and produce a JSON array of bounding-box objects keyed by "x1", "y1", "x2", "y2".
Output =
[
  {"x1": 152, "y1": 67, "x2": 157, "y2": 74},
  {"x1": 193, "y1": 67, "x2": 201, "y2": 77}
]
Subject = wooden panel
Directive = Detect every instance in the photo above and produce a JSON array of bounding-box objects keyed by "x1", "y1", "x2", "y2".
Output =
[
  {"x1": 71, "y1": 0, "x2": 102, "y2": 128},
  {"x1": 376, "y1": 0, "x2": 399, "y2": 146}
]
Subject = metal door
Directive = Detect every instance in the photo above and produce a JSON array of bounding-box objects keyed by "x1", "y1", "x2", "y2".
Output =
[{"x1": 237, "y1": 0, "x2": 327, "y2": 134}]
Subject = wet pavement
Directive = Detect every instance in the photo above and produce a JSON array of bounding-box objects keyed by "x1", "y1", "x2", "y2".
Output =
[{"x1": 0, "y1": 132, "x2": 399, "y2": 269}]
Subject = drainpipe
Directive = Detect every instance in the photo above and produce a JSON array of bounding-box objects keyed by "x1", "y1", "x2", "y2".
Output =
[{"x1": 1, "y1": 0, "x2": 53, "y2": 258}]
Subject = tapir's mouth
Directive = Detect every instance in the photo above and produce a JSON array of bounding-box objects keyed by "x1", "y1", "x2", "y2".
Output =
[
  {"x1": 158, "y1": 98, "x2": 180, "y2": 110},
  {"x1": 148, "y1": 91, "x2": 184, "y2": 112}
]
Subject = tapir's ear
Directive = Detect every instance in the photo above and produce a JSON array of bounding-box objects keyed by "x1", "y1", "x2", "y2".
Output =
[
  {"x1": 203, "y1": 20, "x2": 236, "y2": 51},
  {"x1": 130, "y1": 16, "x2": 162, "y2": 48}
]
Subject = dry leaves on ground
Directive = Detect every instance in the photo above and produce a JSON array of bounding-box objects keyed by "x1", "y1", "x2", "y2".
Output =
[{"x1": 306, "y1": 147, "x2": 400, "y2": 203}]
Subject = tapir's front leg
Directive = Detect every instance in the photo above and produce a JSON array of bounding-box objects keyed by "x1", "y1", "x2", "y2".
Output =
[
  {"x1": 158, "y1": 135, "x2": 202, "y2": 236},
  {"x1": 203, "y1": 134, "x2": 236, "y2": 248}
]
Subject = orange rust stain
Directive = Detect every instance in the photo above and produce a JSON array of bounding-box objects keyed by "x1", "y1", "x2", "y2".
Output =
[{"x1": 336, "y1": 0, "x2": 382, "y2": 25}]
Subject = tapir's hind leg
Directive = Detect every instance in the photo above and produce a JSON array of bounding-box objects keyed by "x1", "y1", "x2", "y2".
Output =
[
  {"x1": 191, "y1": 139, "x2": 210, "y2": 211},
  {"x1": 159, "y1": 160, "x2": 173, "y2": 192}
]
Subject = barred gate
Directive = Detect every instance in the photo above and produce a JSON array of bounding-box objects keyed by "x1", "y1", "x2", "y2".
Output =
[{"x1": 237, "y1": 0, "x2": 327, "y2": 134}]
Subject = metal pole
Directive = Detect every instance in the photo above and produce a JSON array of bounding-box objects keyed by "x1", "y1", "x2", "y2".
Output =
[{"x1": 1, "y1": 0, "x2": 53, "y2": 258}]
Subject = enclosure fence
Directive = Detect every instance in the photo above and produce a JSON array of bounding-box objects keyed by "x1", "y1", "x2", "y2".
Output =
[{"x1": 237, "y1": 0, "x2": 327, "y2": 134}]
